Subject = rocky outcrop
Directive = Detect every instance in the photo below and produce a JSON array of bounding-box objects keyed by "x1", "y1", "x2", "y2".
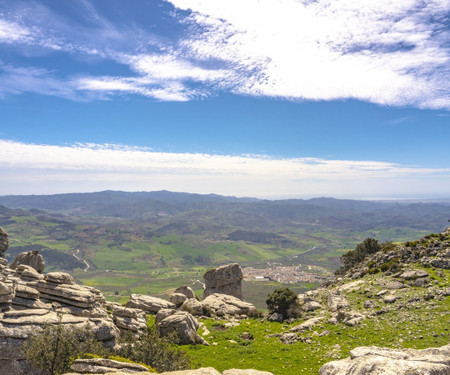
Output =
[
  {"x1": 126, "y1": 293, "x2": 175, "y2": 313},
  {"x1": 10, "y1": 251, "x2": 45, "y2": 274},
  {"x1": 319, "y1": 344, "x2": 450, "y2": 375},
  {"x1": 0, "y1": 227, "x2": 8, "y2": 258},
  {"x1": 156, "y1": 309, "x2": 208, "y2": 345},
  {"x1": 109, "y1": 303, "x2": 147, "y2": 336},
  {"x1": 203, "y1": 264, "x2": 243, "y2": 300},
  {"x1": 202, "y1": 294, "x2": 255, "y2": 316},
  {"x1": 181, "y1": 298, "x2": 203, "y2": 316},
  {"x1": 67, "y1": 358, "x2": 151, "y2": 374},
  {"x1": 174, "y1": 285, "x2": 196, "y2": 299},
  {"x1": 158, "y1": 369, "x2": 274, "y2": 375}
]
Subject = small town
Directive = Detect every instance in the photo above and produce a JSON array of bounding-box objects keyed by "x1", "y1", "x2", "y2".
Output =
[{"x1": 242, "y1": 265, "x2": 331, "y2": 284}]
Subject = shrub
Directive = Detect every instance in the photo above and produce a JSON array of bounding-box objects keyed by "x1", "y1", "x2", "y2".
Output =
[
  {"x1": 116, "y1": 325, "x2": 190, "y2": 372},
  {"x1": 335, "y1": 238, "x2": 381, "y2": 275},
  {"x1": 265, "y1": 288, "x2": 300, "y2": 319},
  {"x1": 24, "y1": 318, "x2": 109, "y2": 375}
]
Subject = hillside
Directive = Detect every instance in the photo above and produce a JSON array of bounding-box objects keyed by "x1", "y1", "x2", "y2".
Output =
[{"x1": 0, "y1": 191, "x2": 448, "y2": 306}]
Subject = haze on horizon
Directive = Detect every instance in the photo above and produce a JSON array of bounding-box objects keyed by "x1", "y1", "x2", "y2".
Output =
[{"x1": 0, "y1": 0, "x2": 449, "y2": 199}]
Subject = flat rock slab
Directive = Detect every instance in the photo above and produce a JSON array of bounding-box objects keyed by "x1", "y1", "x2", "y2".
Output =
[
  {"x1": 202, "y1": 293, "x2": 255, "y2": 316},
  {"x1": 126, "y1": 293, "x2": 175, "y2": 313},
  {"x1": 223, "y1": 370, "x2": 274, "y2": 375},
  {"x1": 319, "y1": 344, "x2": 450, "y2": 375},
  {"x1": 159, "y1": 368, "x2": 221, "y2": 375}
]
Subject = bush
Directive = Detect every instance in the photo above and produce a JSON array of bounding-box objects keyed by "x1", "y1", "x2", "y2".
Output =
[
  {"x1": 116, "y1": 326, "x2": 190, "y2": 372},
  {"x1": 335, "y1": 238, "x2": 381, "y2": 275},
  {"x1": 24, "y1": 318, "x2": 109, "y2": 375},
  {"x1": 265, "y1": 288, "x2": 300, "y2": 319}
]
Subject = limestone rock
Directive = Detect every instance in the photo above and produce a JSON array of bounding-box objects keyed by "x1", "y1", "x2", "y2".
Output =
[
  {"x1": 126, "y1": 293, "x2": 175, "y2": 313},
  {"x1": 157, "y1": 310, "x2": 207, "y2": 345},
  {"x1": 174, "y1": 285, "x2": 196, "y2": 299},
  {"x1": 290, "y1": 317, "x2": 322, "y2": 332},
  {"x1": 45, "y1": 272, "x2": 76, "y2": 285},
  {"x1": 13, "y1": 265, "x2": 44, "y2": 282},
  {"x1": 203, "y1": 264, "x2": 243, "y2": 300},
  {"x1": 280, "y1": 332, "x2": 298, "y2": 344},
  {"x1": 223, "y1": 370, "x2": 275, "y2": 375},
  {"x1": 0, "y1": 226, "x2": 9, "y2": 257},
  {"x1": 202, "y1": 293, "x2": 255, "y2": 316},
  {"x1": 10, "y1": 251, "x2": 45, "y2": 273},
  {"x1": 328, "y1": 293, "x2": 350, "y2": 312},
  {"x1": 158, "y1": 368, "x2": 221, "y2": 375},
  {"x1": 399, "y1": 269, "x2": 429, "y2": 280},
  {"x1": 319, "y1": 344, "x2": 450, "y2": 375},
  {"x1": 111, "y1": 304, "x2": 147, "y2": 336},
  {"x1": 69, "y1": 358, "x2": 151, "y2": 373},
  {"x1": 302, "y1": 301, "x2": 322, "y2": 312},
  {"x1": 267, "y1": 312, "x2": 283, "y2": 322},
  {"x1": 181, "y1": 298, "x2": 203, "y2": 316},
  {"x1": 170, "y1": 292, "x2": 188, "y2": 307}
]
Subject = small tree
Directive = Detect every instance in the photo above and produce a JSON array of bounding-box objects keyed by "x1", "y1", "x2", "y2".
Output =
[
  {"x1": 266, "y1": 287, "x2": 300, "y2": 319},
  {"x1": 117, "y1": 325, "x2": 190, "y2": 372},
  {"x1": 336, "y1": 237, "x2": 381, "y2": 275},
  {"x1": 24, "y1": 317, "x2": 108, "y2": 375}
]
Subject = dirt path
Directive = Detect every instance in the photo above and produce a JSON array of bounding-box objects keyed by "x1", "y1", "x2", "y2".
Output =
[{"x1": 73, "y1": 249, "x2": 90, "y2": 272}]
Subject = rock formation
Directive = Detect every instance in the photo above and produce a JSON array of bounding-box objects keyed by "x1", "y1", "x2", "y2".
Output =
[
  {"x1": 0, "y1": 227, "x2": 8, "y2": 258},
  {"x1": 126, "y1": 293, "x2": 176, "y2": 313},
  {"x1": 10, "y1": 251, "x2": 45, "y2": 273},
  {"x1": 202, "y1": 293, "x2": 256, "y2": 316},
  {"x1": 203, "y1": 264, "x2": 243, "y2": 300},
  {"x1": 319, "y1": 344, "x2": 450, "y2": 375},
  {"x1": 66, "y1": 358, "x2": 151, "y2": 374}
]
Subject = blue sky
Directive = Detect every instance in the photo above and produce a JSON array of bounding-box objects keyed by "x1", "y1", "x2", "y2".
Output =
[{"x1": 0, "y1": 0, "x2": 449, "y2": 198}]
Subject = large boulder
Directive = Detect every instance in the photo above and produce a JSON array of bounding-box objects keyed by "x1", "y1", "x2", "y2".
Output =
[
  {"x1": 319, "y1": 344, "x2": 450, "y2": 375},
  {"x1": 110, "y1": 304, "x2": 147, "y2": 336},
  {"x1": 156, "y1": 309, "x2": 207, "y2": 345},
  {"x1": 328, "y1": 292, "x2": 350, "y2": 312},
  {"x1": 174, "y1": 285, "x2": 196, "y2": 299},
  {"x1": 203, "y1": 264, "x2": 243, "y2": 300},
  {"x1": 0, "y1": 227, "x2": 8, "y2": 258},
  {"x1": 10, "y1": 251, "x2": 45, "y2": 274},
  {"x1": 68, "y1": 358, "x2": 151, "y2": 373},
  {"x1": 202, "y1": 293, "x2": 256, "y2": 316},
  {"x1": 126, "y1": 293, "x2": 175, "y2": 313}
]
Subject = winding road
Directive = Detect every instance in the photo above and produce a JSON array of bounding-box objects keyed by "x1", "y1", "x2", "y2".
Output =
[{"x1": 72, "y1": 249, "x2": 90, "y2": 272}]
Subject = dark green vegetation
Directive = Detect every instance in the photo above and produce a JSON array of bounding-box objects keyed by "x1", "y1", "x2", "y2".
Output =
[
  {"x1": 24, "y1": 321, "x2": 187, "y2": 375},
  {"x1": 24, "y1": 320, "x2": 108, "y2": 375},
  {"x1": 265, "y1": 288, "x2": 300, "y2": 318},
  {"x1": 0, "y1": 191, "x2": 448, "y2": 305}
]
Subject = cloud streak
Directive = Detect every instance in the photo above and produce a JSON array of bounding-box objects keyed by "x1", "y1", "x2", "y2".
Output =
[
  {"x1": 0, "y1": 0, "x2": 448, "y2": 107},
  {"x1": 1, "y1": 140, "x2": 449, "y2": 198}
]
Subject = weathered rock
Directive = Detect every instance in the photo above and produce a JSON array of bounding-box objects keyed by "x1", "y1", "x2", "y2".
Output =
[
  {"x1": 290, "y1": 317, "x2": 322, "y2": 332},
  {"x1": 385, "y1": 281, "x2": 406, "y2": 290},
  {"x1": 319, "y1": 344, "x2": 450, "y2": 375},
  {"x1": 399, "y1": 269, "x2": 429, "y2": 280},
  {"x1": 223, "y1": 369, "x2": 275, "y2": 375},
  {"x1": 328, "y1": 293, "x2": 350, "y2": 312},
  {"x1": 280, "y1": 332, "x2": 298, "y2": 344},
  {"x1": 302, "y1": 301, "x2": 322, "y2": 312},
  {"x1": 174, "y1": 285, "x2": 196, "y2": 299},
  {"x1": 267, "y1": 312, "x2": 283, "y2": 322},
  {"x1": 13, "y1": 265, "x2": 44, "y2": 282},
  {"x1": 110, "y1": 304, "x2": 147, "y2": 335},
  {"x1": 203, "y1": 264, "x2": 243, "y2": 300},
  {"x1": 0, "y1": 226, "x2": 9, "y2": 257},
  {"x1": 126, "y1": 293, "x2": 175, "y2": 313},
  {"x1": 202, "y1": 293, "x2": 255, "y2": 316},
  {"x1": 69, "y1": 358, "x2": 151, "y2": 373},
  {"x1": 10, "y1": 251, "x2": 45, "y2": 273},
  {"x1": 383, "y1": 294, "x2": 398, "y2": 304},
  {"x1": 181, "y1": 298, "x2": 203, "y2": 316},
  {"x1": 45, "y1": 272, "x2": 75, "y2": 285},
  {"x1": 37, "y1": 280, "x2": 101, "y2": 308},
  {"x1": 170, "y1": 292, "x2": 188, "y2": 307},
  {"x1": 157, "y1": 310, "x2": 208, "y2": 345},
  {"x1": 158, "y1": 368, "x2": 221, "y2": 375}
]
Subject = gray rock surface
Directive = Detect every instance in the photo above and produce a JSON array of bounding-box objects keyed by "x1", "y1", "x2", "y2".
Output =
[
  {"x1": 319, "y1": 344, "x2": 450, "y2": 375},
  {"x1": 110, "y1": 304, "x2": 147, "y2": 336},
  {"x1": 203, "y1": 264, "x2": 243, "y2": 300},
  {"x1": 171, "y1": 292, "x2": 188, "y2": 307},
  {"x1": 328, "y1": 293, "x2": 350, "y2": 312},
  {"x1": 69, "y1": 358, "x2": 151, "y2": 373},
  {"x1": 202, "y1": 293, "x2": 255, "y2": 316},
  {"x1": 181, "y1": 298, "x2": 203, "y2": 316},
  {"x1": 0, "y1": 227, "x2": 8, "y2": 258},
  {"x1": 222, "y1": 370, "x2": 274, "y2": 375},
  {"x1": 174, "y1": 285, "x2": 196, "y2": 299},
  {"x1": 156, "y1": 310, "x2": 208, "y2": 345},
  {"x1": 158, "y1": 368, "x2": 221, "y2": 375},
  {"x1": 126, "y1": 293, "x2": 175, "y2": 313},
  {"x1": 10, "y1": 251, "x2": 45, "y2": 273}
]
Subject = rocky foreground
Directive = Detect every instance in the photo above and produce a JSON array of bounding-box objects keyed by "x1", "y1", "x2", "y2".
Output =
[{"x1": 0, "y1": 226, "x2": 449, "y2": 374}]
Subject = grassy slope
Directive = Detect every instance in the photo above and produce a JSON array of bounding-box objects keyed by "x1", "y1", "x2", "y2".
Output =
[{"x1": 182, "y1": 266, "x2": 450, "y2": 374}]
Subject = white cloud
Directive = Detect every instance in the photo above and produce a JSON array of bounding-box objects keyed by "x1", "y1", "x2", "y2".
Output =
[
  {"x1": 1, "y1": 140, "x2": 449, "y2": 198},
  {"x1": 0, "y1": 20, "x2": 32, "y2": 44},
  {"x1": 166, "y1": 0, "x2": 450, "y2": 108}
]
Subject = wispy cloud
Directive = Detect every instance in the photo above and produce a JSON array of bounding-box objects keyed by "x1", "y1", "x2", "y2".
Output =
[
  {"x1": 1, "y1": 140, "x2": 449, "y2": 197},
  {"x1": 0, "y1": 0, "x2": 449, "y2": 108}
]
